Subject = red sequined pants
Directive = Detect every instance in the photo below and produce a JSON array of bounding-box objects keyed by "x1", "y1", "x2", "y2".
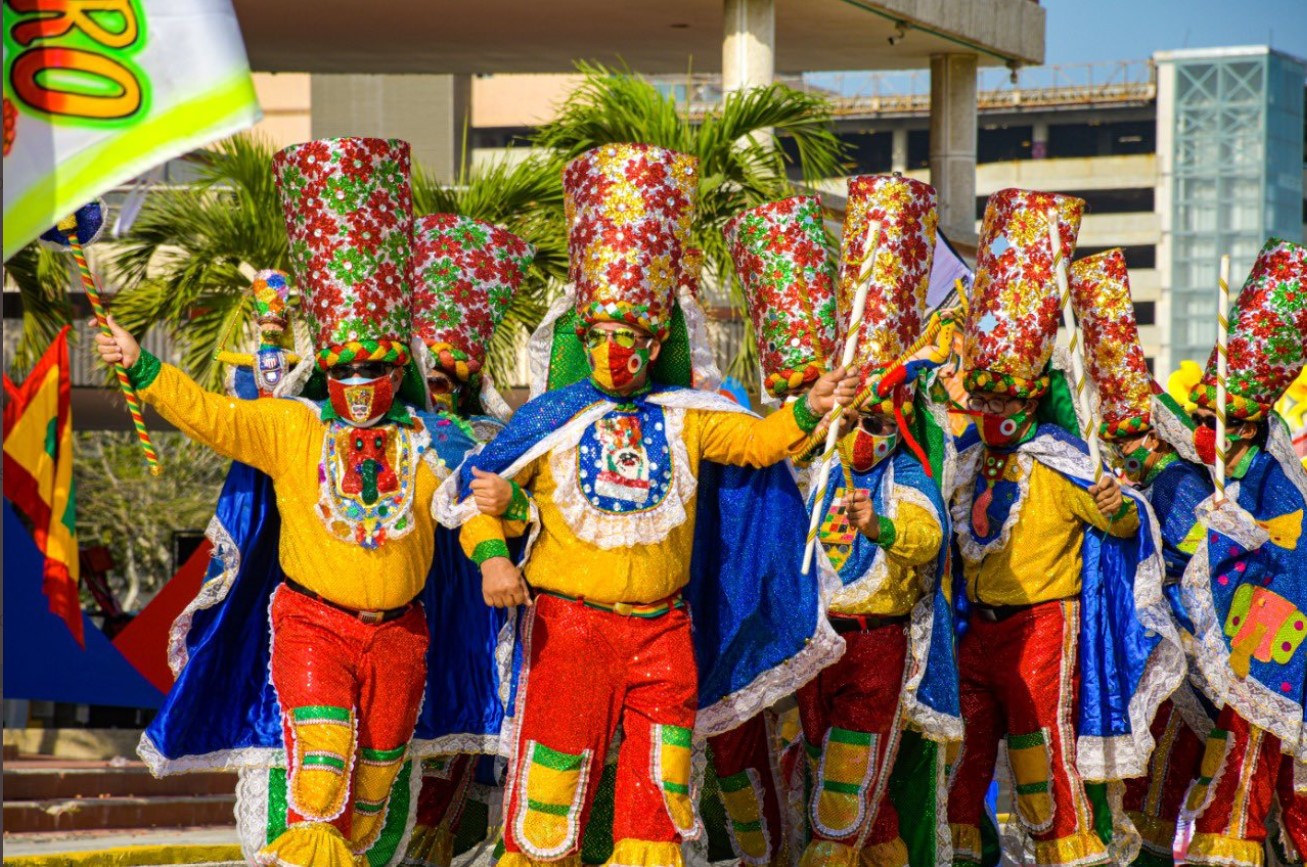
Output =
[
  {"x1": 709, "y1": 714, "x2": 787, "y2": 866},
  {"x1": 269, "y1": 585, "x2": 429, "y2": 828},
  {"x1": 1188, "y1": 705, "x2": 1307, "y2": 867},
  {"x1": 502, "y1": 594, "x2": 698, "y2": 861},
  {"x1": 795, "y1": 622, "x2": 908, "y2": 852},
  {"x1": 947, "y1": 600, "x2": 1109, "y2": 867},
  {"x1": 1121, "y1": 697, "x2": 1206, "y2": 859}
]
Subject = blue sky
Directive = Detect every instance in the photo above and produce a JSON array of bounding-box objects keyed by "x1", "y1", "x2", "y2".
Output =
[{"x1": 1043, "y1": 0, "x2": 1307, "y2": 64}]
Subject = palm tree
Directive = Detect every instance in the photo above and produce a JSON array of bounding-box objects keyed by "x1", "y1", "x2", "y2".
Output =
[
  {"x1": 110, "y1": 133, "x2": 568, "y2": 390},
  {"x1": 3, "y1": 241, "x2": 77, "y2": 375},
  {"x1": 531, "y1": 62, "x2": 849, "y2": 382}
]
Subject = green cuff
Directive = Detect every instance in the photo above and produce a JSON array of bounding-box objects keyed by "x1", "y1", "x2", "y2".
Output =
[
  {"x1": 472, "y1": 539, "x2": 510, "y2": 566},
  {"x1": 1109, "y1": 500, "x2": 1133, "y2": 523},
  {"x1": 876, "y1": 516, "x2": 897, "y2": 548},
  {"x1": 504, "y1": 482, "x2": 530, "y2": 523},
  {"x1": 127, "y1": 348, "x2": 162, "y2": 390},
  {"x1": 792, "y1": 394, "x2": 823, "y2": 435}
]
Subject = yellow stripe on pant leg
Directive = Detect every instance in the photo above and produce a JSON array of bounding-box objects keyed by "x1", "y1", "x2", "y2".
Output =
[
  {"x1": 513, "y1": 741, "x2": 592, "y2": 859},
  {"x1": 288, "y1": 706, "x2": 356, "y2": 822},
  {"x1": 811, "y1": 728, "x2": 877, "y2": 840},
  {"x1": 718, "y1": 769, "x2": 772, "y2": 864},
  {"x1": 349, "y1": 746, "x2": 407, "y2": 853},
  {"x1": 654, "y1": 725, "x2": 696, "y2": 835},
  {"x1": 1006, "y1": 729, "x2": 1055, "y2": 835}
]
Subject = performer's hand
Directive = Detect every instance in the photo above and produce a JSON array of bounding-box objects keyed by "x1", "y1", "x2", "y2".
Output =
[
  {"x1": 93, "y1": 315, "x2": 140, "y2": 368},
  {"x1": 481, "y1": 557, "x2": 531, "y2": 608},
  {"x1": 845, "y1": 489, "x2": 880, "y2": 540},
  {"x1": 1090, "y1": 474, "x2": 1124, "y2": 519},
  {"x1": 807, "y1": 366, "x2": 860, "y2": 416},
  {"x1": 470, "y1": 467, "x2": 514, "y2": 517}
]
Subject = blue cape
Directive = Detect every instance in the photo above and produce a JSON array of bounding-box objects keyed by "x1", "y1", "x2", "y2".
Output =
[
  {"x1": 951, "y1": 424, "x2": 1183, "y2": 781},
  {"x1": 446, "y1": 378, "x2": 839, "y2": 735},
  {"x1": 810, "y1": 449, "x2": 960, "y2": 737},
  {"x1": 141, "y1": 379, "x2": 507, "y2": 772}
]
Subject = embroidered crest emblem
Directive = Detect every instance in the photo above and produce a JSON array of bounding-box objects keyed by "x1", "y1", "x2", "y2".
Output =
[
  {"x1": 317, "y1": 420, "x2": 422, "y2": 549},
  {"x1": 255, "y1": 347, "x2": 287, "y2": 394},
  {"x1": 595, "y1": 416, "x2": 651, "y2": 504},
  {"x1": 574, "y1": 407, "x2": 673, "y2": 516}
]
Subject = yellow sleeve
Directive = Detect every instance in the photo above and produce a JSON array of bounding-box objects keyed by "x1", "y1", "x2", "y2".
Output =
[
  {"x1": 1050, "y1": 465, "x2": 1140, "y2": 538},
  {"x1": 135, "y1": 358, "x2": 303, "y2": 477},
  {"x1": 883, "y1": 499, "x2": 943, "y2": 569},
  {"x1": 691, "y1": 403, "x2": 808, "y2": 468},
  {"x1": 460, "y1": 513, "x2": 510, "y2": 563}
]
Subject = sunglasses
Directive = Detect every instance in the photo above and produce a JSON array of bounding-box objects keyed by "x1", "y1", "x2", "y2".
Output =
[
  {"x1": 328, "y1": 362, "x2": 392, "y2": 380},
  {"x1": 858, "y1": 415, "x2": 897, "y2": 436},
  {"x1": 585, "y1": 328, "x2": 647, "y2": 350}
]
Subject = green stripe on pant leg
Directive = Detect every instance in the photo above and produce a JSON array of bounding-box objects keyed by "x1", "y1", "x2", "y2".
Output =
[
  {"x1": 888, "y1": 730, "x2": 937, "y2": 867},
  {"x1": 364, "y1": 759, "x2": 413, "y2": 867}
]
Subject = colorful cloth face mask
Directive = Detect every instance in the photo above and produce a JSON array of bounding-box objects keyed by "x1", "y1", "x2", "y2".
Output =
[
  {"x1": 328, "y1": 374, "x2": 395, "y2": 427},
  {"x1": 585, "y1": 328, "x2": 651, "y2": 392},
  {"x1": 951, "y1": 407, "x2": 1032, "y2": 449},
  {"x1": 849, "y1": 427, "x2": 898, "y2": 472}
]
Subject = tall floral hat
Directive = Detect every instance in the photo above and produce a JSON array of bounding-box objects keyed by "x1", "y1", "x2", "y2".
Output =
[
  {"x1": 272, "y1": 137, "x2": 414, "y2": 369},
  {"x1": 1190, "y1": 238, "x2": 1307, "y2": 420},
  {"x1": 1069, "y1": 249, "x2": 1154, "y2": 439},
  {"x1": 250, "y1": 269, "x2": 292, "y2": 330},
  {"x1": 964, "y1": 187, "x2": 1085, "y2": 398},
  {"x1": 835, "y1": 174, "x2": 938, "y2": 411},
  {"x1": 411, "y1": 214, "x2": 535, "y2": 382},
  {"x1": 725, "y1": 195, "x2": 839, "y2": 401},
  {"x1": 564, "y1": 142, "x2": 699, "y2": 341}
]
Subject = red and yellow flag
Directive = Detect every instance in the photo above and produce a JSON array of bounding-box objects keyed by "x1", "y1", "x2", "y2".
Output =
[{"x1": 3, "y1": 326, "x2": 82, "y2": 646}]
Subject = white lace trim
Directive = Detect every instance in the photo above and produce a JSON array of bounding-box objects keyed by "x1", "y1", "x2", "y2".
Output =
[
  {"x1": 409, "y1": 734, "x2": 504, "y2": 758},
  {"x1": 479, "y1": 372, "x2": 514, "y2": 424},
  {"x1": 1184, "y1": 479, "x2": 1307, "y2": 762},
  {"x1": 527, "y1": 285, "x2": 577, "y2": 401},
  {"x1": 548, "y1": 405, "x2": 697, "y2": 549},
  {"x1": 1023, "y1": 435, "x2": 1187, "y2": 781},
  {"x1": 677, "y1": 285, "x2": 724, "y2": 393},
  {"x1": 947, "y1": 445, "x2": 1035, "y2": 566},
  {"x1": 138, "y1": 730, "x2": 281, "y2": 776},
  {"x1": 167, "y1": 514, "x2": 241, "y2": 677},
  {"x1": 820, "y1": 461, "x2": 898, "y2": 611},
  {"x1": 236, "y1": 765, "x2": 274, "y2": 860},
  {"x1": 1151, "y1": 394, "x2": 1202, "y2": 465}
]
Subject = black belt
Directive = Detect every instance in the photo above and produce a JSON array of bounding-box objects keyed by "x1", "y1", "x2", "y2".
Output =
[
  {"x1": 284, "y1": 579, "x2": 417, "y2": 625},
  {"x1": 971, "y1": 603, "x2": 1035, "y2": 623},
  {"x1": 829, "y1": 613, "x2": 909, "y2": 634}
]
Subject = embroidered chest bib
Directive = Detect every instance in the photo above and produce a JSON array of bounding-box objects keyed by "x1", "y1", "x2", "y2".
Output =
[{"x1": 317, "y1": 419, "x2": 426, "y2": 549}]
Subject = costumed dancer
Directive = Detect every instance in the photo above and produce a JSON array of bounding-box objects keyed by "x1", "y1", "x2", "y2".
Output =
[
  {"x1": 1164, "y1": 239, "x2": 1307, "y2": 867},
  {"x1": 720, "y1": 194, "x2": 841, "y2": 867},
  {"x1": 1068, "y1": 249, "x2": 1214, "y2": 866},
  {"x1": 944, "y1": 189, "x2": 1184, "y2": 867},
  {"x1": 433, "y1": 142, "x2": 852, "y2": 867},
  {"x1": 106, "y1": 137, "x2": 472, "y2": 867},
  {"x1": 404, "y1": 213, "x2": 537, "y2": 867},
  {"x1": 794, "y1": 175, "x2": 961, "y2": 867}
]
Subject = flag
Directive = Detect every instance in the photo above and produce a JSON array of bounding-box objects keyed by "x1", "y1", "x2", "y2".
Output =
[
  {"x1": 927, "y1": 229, "x2": 974, "y2": 310},
  {"x1": 2, "y1": 0, "x2": 262, "y2": 260},
  {"x1": 3, "y1": 326, "x2": 83, "y2": 646}
]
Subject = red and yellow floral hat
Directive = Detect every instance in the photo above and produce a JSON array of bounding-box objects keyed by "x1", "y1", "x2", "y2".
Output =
[
  {"x1": 273, "y1": 137, "x2": 414, "y2": 369},
  {"x1": 411, "y1": 214, "x2": 535, "y2": 383},
  {"x1": 564, "y1": 143, "x2": 698, "y2": 341},
  {"x1": 725, "y1": 196, "x2": 839, "y2": 400},
  {"x1": 1190, "y1": 238, "x2": 1307, "y2": 421},
  {"x1": 964, "y1": 187, "x2": 1085, "y2": 398},
  {"x1": 836, "y1": 174, "x2": 938, "y2": 412},
  {"x1": 1069, "y1": 249, "x2": 1154, "y2": 440}
]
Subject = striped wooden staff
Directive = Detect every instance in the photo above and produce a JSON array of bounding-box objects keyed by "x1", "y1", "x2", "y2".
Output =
[
  {"x1": 1215, "y1": 253, "x2": 1231, "y2": 502},
  {"x1": 1045, "y1": 208, "x2": 1102, "y2": 480},
  {"x1": 801, "y1": 219, "x2": 883, "y2": 575},
  {"x1": 58, "y1": 214, "x2": 162, "y2": 476}
]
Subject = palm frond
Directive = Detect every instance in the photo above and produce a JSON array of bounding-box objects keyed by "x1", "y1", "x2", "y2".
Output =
[{"x1": 3, "y1": 242, "x2": 77, "y2": 374}]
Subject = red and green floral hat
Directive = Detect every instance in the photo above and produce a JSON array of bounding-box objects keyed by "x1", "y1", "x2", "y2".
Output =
[
  {"x1": 1069, "y1": 249, "x2": 1154, "y2": 439},
  {"x1": 564, "y1": 143, "x2": 698, "y2": 341},
  {"x1": 836, "y1": 175, "x2": 938, "y2": 411},
  {"x1": 272, "y1": 137, "x2": 414, "y2": 369},
  {"x1": 411, "y1": 214, "x2": 535, "y2": 383},
  {"x1": 964, "y1": 188, "x2": 1085, "y2": 398},
  {"x1": 1190, "y1": 238, "x2": 1307, "y2": 421},
  {"x1": 724, "y1": 196, "x2": 838, "y2": 400}
]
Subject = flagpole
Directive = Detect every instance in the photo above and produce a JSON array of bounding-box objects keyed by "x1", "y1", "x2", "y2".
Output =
[
  {"x1": 58, "y1": 215, "x2": 162, "y2": 476},
  {"x1": 1215, "y1": 254, "x2": 1230, "y2": 503}
]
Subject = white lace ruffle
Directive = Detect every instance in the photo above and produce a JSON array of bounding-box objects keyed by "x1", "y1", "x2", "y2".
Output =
[
  {"x1": 480, "y1": 371, "x2": 515, "y2": 424},
  {"x1": 1151, "y1": 394, "x2": 1203, "y2": 465},
  {"x1": 548, "y1": 405, "x2": 697, "y2": 549},
  {"x1": 528, "y1": 285, "x2": 578, "y2": 401},
  {"x1": 167, "y1": 514, "x2": 241, "y2": 677},
  {"x1": 236, "y1": 765, "x2": 275, "y2": 860},
  {"x1": 137, "y1": 730, "x2": 281, "y2": 777},
  {"x1": 947, "y1": 445, "x2": 1034, "y2": 566},
  {"x1": 1195, "y1": 494, "x2": 1268, "y2": 549},
  {"x1": 1025, "y1": 436, "x2": 1187, "y2": 781}
]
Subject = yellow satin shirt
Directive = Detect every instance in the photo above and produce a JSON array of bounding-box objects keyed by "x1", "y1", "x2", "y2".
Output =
[
  {"x1": 961, "y1": 458, "x2": 1138, "y2": 606},
  {"x1": 829, "y1": 499, "x2": 943, "y2": 617},
  {"x1": 460, "y1": 404, "x2": 808, "y2": 605},
  {"x1": 137, "y1": 361, "x2": 441, "y2": 611}
]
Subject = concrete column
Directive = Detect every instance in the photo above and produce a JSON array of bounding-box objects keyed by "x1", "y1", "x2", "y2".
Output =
[
  {"x1": 310, "y1": 74, "x2": 471, "y2": 182},
  {"x1": 722, "y1": 0, "x2": 774, "y2": 93},
  {"x1": 929, "y1": 54, "x2": 978, "y2": 242},
  {"x1": 1031, "y1": 120, "x2": 1049, "y2": 160},
  {"x1": 891, "y1": 127, "x2": 909, "y2": 174}
]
